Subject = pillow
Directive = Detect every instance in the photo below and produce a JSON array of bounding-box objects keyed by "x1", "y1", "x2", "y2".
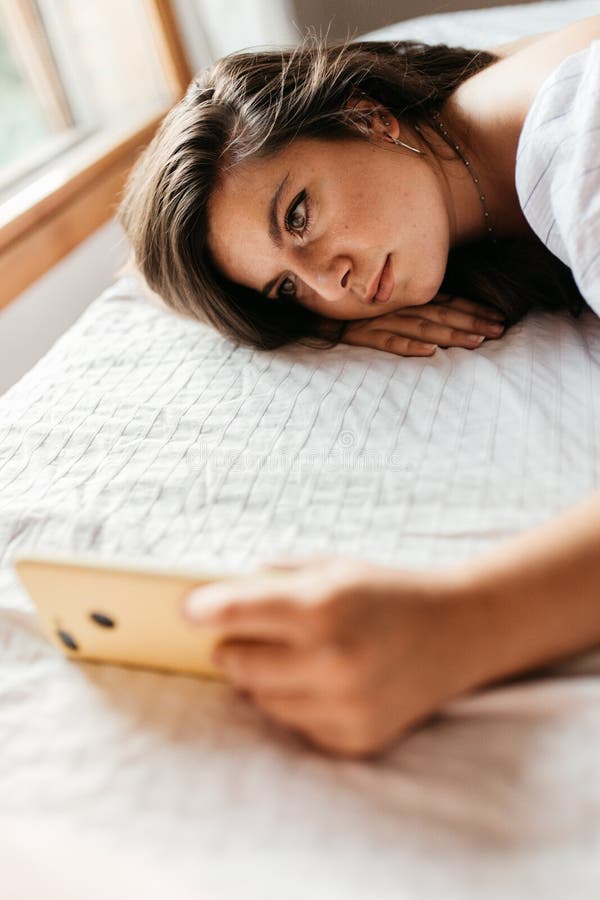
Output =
[{"x1": 2, "y1": 264, "x2": 600, "y2": 571}]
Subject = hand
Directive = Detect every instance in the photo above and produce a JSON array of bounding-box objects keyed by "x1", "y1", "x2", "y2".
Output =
[
  {"x1": 340, "y1": 293, "x2": 506, "y2": 357},
  {"x1": 183, "y1": 555, "x2": 476, "y2": 760}
]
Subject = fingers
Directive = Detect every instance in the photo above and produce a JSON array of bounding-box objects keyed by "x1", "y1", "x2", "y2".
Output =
[
  {"x1": 251, "y1": 692, "x2": 325, "y2": 731},
  {"x1": 342, "y1": 291, "x2": 507, "y2": 357},
  {"x1": 391, "y1": 321, "x2": 489, "y2": 350},
  {"x1": 212, "y1": 640, "x2": 312, "y2": 692},
  {"x1": 183, "y1": 573, "x2": 314, "y2": 644},
  {"x1": 341, "y1": 318, "x2": 436, "y2": 356},
  {"x1": 249, "y1": 690, "x2": 392, "y2": 759},
  {"x1": 378, "y1": 334, "x2": 438, "y2": 356},
  {"x1": 345, "y1": 327, "x2": 438, "y2": 356},
  {"x1": 248, "y1": 692, "x2": 351, "y2": 757},
  {"x1": 184, "y1": 556, "x2": 351, "y2": 646},
  {"x1": 393, "y1": 304, "x2": 505, "y2": 340},
  {"x1": 375, "y1": 307, "x2": 504, "y2": 351},
  {"x1": 182, "y1": 560, "x2": 347, "y2": 645},
  {"x1": 430, "y1": 294, "x2": 505, "y2": 322},
  {"x1": 213, "y1": 636, "x2": 361, "y2": 696},
  {"x1": 251, "y1": 553, "x2": 333, "y2": 573}
]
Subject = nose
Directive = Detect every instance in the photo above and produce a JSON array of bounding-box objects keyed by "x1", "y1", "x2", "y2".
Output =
[{"x1": 291, "y1": 247, "x2": 352, "y2": 304}]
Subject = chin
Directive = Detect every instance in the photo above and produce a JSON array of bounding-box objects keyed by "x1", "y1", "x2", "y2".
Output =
[
  {"x1": 417, "y1": 283, "x2": 445, "y2": 306},
  {"x1": 392, "y1": 274, "x2": 442, "y2": 310},
  {"x1": 394, "y1": 293, "x2": 435, "y2": 311}
]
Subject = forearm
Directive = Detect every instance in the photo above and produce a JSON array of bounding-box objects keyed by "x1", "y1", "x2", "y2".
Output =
[{"x1": 449, "y1": 490, "x2": 600, "y2": 689}]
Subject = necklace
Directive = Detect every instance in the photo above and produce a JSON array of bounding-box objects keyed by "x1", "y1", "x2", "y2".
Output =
[{"x1": 430, "y1": 110, "x2": 497, "y2": 244}]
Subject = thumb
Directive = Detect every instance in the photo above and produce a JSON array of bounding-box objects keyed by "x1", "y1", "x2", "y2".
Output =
[{"x1": 252, "y1": 554, "x2": 333, "y2": 573}]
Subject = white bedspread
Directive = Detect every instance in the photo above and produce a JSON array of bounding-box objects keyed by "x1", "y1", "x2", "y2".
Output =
[{"x1": 2, "y1": 2, "x2": 600, "y2": 897}]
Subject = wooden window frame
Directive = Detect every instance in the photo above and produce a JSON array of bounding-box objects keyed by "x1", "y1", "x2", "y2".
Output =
[{"x1": 0, "y1": 0, "x2": 193, "y2": 311}]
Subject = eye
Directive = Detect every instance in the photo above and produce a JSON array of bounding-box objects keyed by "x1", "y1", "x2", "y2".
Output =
[
  {"x1": 277, "y1": 275, "x2": 297, "y2": 300},
  {"x1": 285, "y1": 189, "x2": 311, "y2": 237},
  {"x1": 276, "y1": 190, "x2": 311, "y2": 301}
]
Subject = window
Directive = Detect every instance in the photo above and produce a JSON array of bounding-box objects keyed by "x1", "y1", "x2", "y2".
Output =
[
  {"x1": 0, "y1": 0, "x2": 192, "y2": 308},
  {"x1": 0, "y1": 16, "x2": 64, "y2": 174}
]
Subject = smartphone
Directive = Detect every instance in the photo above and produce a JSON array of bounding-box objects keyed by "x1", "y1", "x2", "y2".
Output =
[{"x1": 10, "y1": 551, "x2": 242, "y2": 681}]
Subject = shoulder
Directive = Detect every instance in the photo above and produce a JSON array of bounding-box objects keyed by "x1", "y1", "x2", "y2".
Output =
[
  {"x1": 514, "y1": 37, "x2": 600, "y2": 316},
  {"x1": 458, "y1": 15, "x2": 600, "y2": 129},
  {"x1": 511, "y1": 15, "x2": 600, "y2": 112}
]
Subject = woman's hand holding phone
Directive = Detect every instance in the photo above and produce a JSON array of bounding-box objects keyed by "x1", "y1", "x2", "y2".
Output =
[
  {"x1": 183, "y1": 555, "x2": 481, "y2": 760},
  {"x1": 339, "y1": 293, "x2": 506, "y2": 357},
  {"x1": 14, "y1": 551, "x2": 480, "y2": 759}
]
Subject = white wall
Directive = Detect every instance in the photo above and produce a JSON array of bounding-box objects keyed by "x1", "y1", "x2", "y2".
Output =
[
  {"x1": 189, "y1": 0, "x2": 296, "y2": 62},
  {"x1": 0, "y1": 219, "x2": 128, "y2": 397},
  {"x1": 292, "y1": 0, "x2": 536, "y2": 42}
]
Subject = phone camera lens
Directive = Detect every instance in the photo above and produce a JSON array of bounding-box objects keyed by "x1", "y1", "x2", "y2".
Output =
[
  {"x1": 57, "y1": 629, "x2": 79, "y2": 651},
  {"x1": 90, "y1": 612, "x2": 115, "y2": 628}
]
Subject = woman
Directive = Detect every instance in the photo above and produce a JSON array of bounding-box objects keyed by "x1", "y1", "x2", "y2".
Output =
[
  {"x1": 119, "y1": 21, "x2": 587, "y2": 354},
  {"x1": 120, "y1": 15, "x2": 600, "y2": 759}
]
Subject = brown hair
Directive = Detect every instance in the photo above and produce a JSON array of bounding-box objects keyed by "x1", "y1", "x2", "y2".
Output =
[{"x1": 118, "y1": 35, "x2": 584, "y2": 350}]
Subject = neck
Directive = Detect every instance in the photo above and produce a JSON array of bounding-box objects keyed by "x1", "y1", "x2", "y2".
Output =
[{"x1": 426, "y1": 93, "x2": 534, "y2": 247}]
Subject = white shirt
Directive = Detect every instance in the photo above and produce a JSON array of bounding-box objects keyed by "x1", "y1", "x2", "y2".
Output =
[{"x1": 515, "y1": 40, "x2": 600, "y2": 316}]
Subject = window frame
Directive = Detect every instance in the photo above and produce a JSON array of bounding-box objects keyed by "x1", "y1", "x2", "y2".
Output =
[{"x1": 0, "y1": 0, "x2": 193, "y2": 311}]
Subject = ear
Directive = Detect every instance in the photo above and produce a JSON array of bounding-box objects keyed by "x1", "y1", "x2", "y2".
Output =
[{"x1": 344, "y1": 94, "x2": 401, "y2": 143}]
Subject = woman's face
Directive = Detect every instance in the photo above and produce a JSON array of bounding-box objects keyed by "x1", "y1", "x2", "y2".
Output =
[{"x1": 207, "y1": 118, "x2": 458, "y2": 321}]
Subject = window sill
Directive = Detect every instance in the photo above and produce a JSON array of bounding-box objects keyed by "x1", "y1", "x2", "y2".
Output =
[{"x1": 0, "y1": 108, "x2": 168, "y2": 311}]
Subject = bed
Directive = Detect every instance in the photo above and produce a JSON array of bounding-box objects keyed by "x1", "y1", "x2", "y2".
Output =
[{"x1": 2, "y1": 1, "x2": 600, "y2": 897}]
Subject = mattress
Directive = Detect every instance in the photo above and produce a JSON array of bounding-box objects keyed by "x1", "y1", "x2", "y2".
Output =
[{"x1": 2, "y1": 2, "x2": 600, "y2": 898}]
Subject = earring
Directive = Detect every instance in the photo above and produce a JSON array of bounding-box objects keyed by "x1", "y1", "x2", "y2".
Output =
[
  {"x1": 387, "y1": 135, "x2": 424, "y2": 156},
  {"x1": 379, "y1": 111, "x2": 424, "y2": 155}
]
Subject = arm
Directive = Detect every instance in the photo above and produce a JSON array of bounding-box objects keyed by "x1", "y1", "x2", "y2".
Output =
[
  {"x1": 182, "y1": 490, "x2": 600, "y2": 759},
  {"x1": 453, "y1": 488, "x2": 600, "y2": 687}
]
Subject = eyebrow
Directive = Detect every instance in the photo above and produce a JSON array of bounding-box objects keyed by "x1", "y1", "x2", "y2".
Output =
[{"x1": 261, "y1": 171, "x2": 290, "y2": 296}]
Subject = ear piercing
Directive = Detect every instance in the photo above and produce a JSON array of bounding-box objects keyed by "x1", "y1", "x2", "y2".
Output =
[
  {"x1": 378, "y1": 112, "x2": 424, "y2": 156},
  {"x1": 378, "y1": 109, "x2": 497, "y2": 242},
  {"x1": 388, "y1": 134, "x2": 425, "y2": 155},
  {"x1": 378, "y1": 111, "x2": 424, "y2": 156}
]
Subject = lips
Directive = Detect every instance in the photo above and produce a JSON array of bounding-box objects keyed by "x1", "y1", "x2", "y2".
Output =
[{"x1": 369, "y1": 254, "x2": 394, "y2": 304}]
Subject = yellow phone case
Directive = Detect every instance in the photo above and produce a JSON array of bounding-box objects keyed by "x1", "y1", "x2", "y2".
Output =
[{"x1": 11, "y1": 551, "x2": 240, "y2": 681}]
